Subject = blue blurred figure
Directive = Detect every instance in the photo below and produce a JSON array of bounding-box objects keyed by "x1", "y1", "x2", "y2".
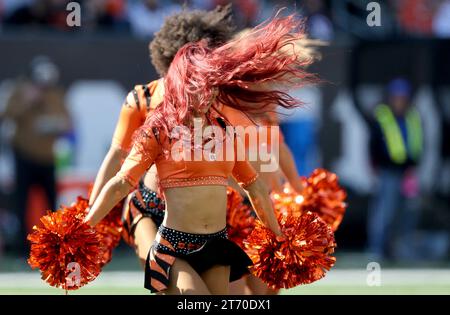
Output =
[{"x1": 367, "y1": 78, "x2": 423, "y2": 260}]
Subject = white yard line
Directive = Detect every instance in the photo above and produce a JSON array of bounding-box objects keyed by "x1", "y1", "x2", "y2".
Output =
[{"x1": 0, "y1": 269, "x2": 449, "y2": 289}]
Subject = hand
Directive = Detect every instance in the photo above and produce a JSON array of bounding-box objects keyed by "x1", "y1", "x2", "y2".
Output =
[
  {"x1": 273, "y1": 225, "x2": 285, "y2": 240},
  {"x1": 275, "y1": 233, "x2": 286, "y2": 242},
  {"x1": 83, "y1": 210, "x2": 94, "y2": 227},
  {"x1": 291, "y1": 177, "x2": 305, "y2": 195},
  {"x1": 271, "y1": 171, "x2": 285, "y2": 193}
]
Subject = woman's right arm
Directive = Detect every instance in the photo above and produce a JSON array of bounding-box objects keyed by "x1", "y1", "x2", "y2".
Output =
[
  {"x1": 89, "y1": 146, "x2": 127, "y2": 205},
  {"x1": 85, "y1": 127, "x2": 161, "y2": 226},
  {"x1": 85, "y1": 175, "x2": 133, "y2": 226},
  {"x1": 89, "y1": 91, "x2": 144, "y2": 205}
]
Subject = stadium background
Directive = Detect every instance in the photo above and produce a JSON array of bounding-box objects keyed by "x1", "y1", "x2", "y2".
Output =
[{"x1": 0, "y1": 0, "x2": 449, "y2": 294}]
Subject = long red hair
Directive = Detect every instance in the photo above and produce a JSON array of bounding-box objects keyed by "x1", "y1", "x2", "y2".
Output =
[{"x1": 146, "y1": 13, "x2": 318, "y2": 137}]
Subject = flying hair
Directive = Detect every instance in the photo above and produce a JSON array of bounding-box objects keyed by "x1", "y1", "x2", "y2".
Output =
[{"x1": 140, "y1": 12, "x2": 319, "y2": 145}]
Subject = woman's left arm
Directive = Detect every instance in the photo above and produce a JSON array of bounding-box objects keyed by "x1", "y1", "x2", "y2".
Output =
[{"x1": 279, "y1": 141, "x2": 304, "y2": 193}]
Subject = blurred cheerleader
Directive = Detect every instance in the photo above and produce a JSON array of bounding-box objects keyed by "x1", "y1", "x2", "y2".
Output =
[
  {"x1": 89, "y1": 5, "x2": 237, "y2": 267},
  {"x1": 227, "y1": 31, "x2": 323, "y2": 295},
  {"x1": 85, "y1": 14, "x2": 316, "y2": 294},
  {"x1": 227, "y1": 112, "x2": 301, "y2": 295}
]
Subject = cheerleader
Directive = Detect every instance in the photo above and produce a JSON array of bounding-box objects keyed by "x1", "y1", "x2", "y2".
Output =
[
  {"x1": 85, "y1": 14, "x2": 315, "y2": 294},
  {"x1": 89, "y1": 5, "x2": 236, "y2": 267},
  {"x1": 226, "y1": 31, "x2": 323, "y2": 295},
  {"x1": 225, "y1": 112, "x2": 301, "y2": 295}
]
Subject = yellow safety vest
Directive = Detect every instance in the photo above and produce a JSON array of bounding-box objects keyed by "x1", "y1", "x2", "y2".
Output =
[{"x1": 374, "y1": 104, "x2": 423, "y2": 164}]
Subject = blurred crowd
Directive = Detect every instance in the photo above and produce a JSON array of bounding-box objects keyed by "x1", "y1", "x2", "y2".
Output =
[{"x1": 0, "y1": 0, "x2": 449, "y2": 39}]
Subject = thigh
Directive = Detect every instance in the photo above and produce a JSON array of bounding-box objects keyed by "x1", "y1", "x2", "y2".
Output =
[
  {"x1": 201, "y1": 265, "x2": 230, "y2": 295},
  {"x1": 229, "y1": 277, "x2": 250, "y2": 295},
  {"x1": 134, "y1": 217, "x2": 158, "y2": 268},
  {"x1": 245, "y1": 274, "x2": 272, "y2": 295},
  {"x1": 159, "y1": 258, "x2": 211, "y2": 295}
]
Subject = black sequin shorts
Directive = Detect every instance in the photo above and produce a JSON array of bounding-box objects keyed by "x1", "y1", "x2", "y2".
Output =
[
  {"x1": 121, "y1": 180, "x2": 165, "y2": 245},
  {"x1": 144, "y1": 225, "x2": 252, "y2": 293}
]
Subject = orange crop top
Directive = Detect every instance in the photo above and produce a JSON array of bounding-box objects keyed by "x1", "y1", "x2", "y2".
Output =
[{"x1": 117, "y1": 109, "x2": 258, "y2": 190}]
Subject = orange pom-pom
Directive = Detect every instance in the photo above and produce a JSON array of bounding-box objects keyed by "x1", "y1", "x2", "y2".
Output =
[
  {"x1": 302, "y1": 169, "x2": 347, "y2": 231},
  {"x1": 271, "y1": 168, "x2": 347, "y2": 231},
  {"x1": 27, "y1": 210, "x2": 104, "y2": 290},
  {"x1": 226, "y1": 187, "x2": 255, "y2": 249},
  {"x1": 63, "y1": 196, "x2": 90, "y2": 216},
  {"x1": 244, "y1": 211, "x2": 336, "y2": 289},
  {"x1": 64, "y1": 196, "x2": 123, "y2": 267}
]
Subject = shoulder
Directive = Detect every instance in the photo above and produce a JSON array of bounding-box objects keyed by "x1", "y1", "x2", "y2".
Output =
[
  {"x1": 215, "y1": 103, "x2": 255, "y2": 128},
  {"x1": 124, "y1": 80, "x2": 160, "y2": 112},
  {"x1": 149, "y1": 79, "x2": 164, "y2": 110}
]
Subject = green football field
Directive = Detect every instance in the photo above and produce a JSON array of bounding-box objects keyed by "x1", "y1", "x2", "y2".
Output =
[{"x1": 1, "y1": 269, "x2": 449, "y2": 295}]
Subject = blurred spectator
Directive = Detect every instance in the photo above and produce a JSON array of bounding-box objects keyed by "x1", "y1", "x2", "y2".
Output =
[
  {"x1": 83, "y1": 0, "x2": 129, "y2": 32},
  {"x1": 395, "y1": 0, "x2": 440, "y2": 37},
  {"x1": 0, "y1": 56, "x2": 71, "y2": 254},
  {"x1": 184, "y1": 0, "x2": 213, "y2": 10},
  {"x1": 303, "y1": 0, "x2": 334, "y2": 40},
  {"x1": 3, "y1": 0, "x2": 70, "y2": 30},
  {"x1": 433, "y1": 0, "x2": 450, "y2": 38},
  {"x1": 0, "y1": 0, "x2": 32, "y2": 17},
  {"x1": 211, "y1": 0, "x2": 260, "y2": 27},
  {"x1": 127, "y1": 0, "x2": 182, "y2": 37},
  {"x1": 0, "y1": 208, "x2": 20, "y2": 254},
  {"x1": 367, "y1": 78, "x2": 424, "y2": 260},
  {"x1": 436, "y1": 94, "x2": 450, "y2": 204}
]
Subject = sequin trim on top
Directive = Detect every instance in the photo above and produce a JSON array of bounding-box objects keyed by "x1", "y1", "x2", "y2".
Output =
[{"x1": 159, "y1": 176, "x2": 229, "y2": 189}]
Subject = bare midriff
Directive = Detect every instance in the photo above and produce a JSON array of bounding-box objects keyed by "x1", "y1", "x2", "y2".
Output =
[
  {"x1": 143, "y1": 165, "x2": 159, "y2": 191},
  {"x1": 161, "y1": 185, "x2": 227, "y2": 234}
]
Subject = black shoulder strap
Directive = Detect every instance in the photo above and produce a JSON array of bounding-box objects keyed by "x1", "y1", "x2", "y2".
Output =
[
  {"x1": 216, "y1": 116, "x2": 228, "y2": 131},
  {"x1": 131, "y1": 89, "x2": 140, "y2": 111},
  {"x1": 143, "y1": 85, "x2": 152, "y2": 112}
]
